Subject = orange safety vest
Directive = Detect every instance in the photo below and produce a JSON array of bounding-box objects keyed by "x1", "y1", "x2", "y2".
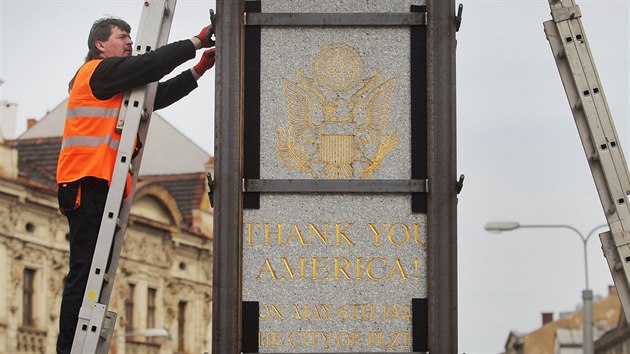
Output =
[{"x1": 57, "y1": 59, "x2": 132, "y2": 196}]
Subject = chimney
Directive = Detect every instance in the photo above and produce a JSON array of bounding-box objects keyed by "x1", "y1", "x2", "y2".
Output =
[
  {"x1": 609, "y1": 285, "x2": 617, "y2": 296},
  {"x1": 0, "y1": 101, "x2": 18, "y2": 140},
  {"x1": 27, "y1": 118, "x2": 38, "y2": 130},
  {"x1": 542, "y1": 312, "x2": 553, "y2": 326}
]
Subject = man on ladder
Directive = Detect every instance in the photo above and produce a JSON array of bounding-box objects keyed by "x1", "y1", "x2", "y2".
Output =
[{"x1": 55, "y1": 15, "x2": 216, "y2": 354}]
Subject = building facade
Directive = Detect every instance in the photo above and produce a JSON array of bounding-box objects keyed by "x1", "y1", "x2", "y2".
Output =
[
  {"x1": 504, "y1": 286, "x2": 621, "y2": 354},
  {"x1": 0, "y1": 107, "x2": 214, "y2": 354}
]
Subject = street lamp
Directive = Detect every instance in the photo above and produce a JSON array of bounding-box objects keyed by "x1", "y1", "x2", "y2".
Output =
[{"x1": 485, "y1": 221, "x2": 608, "y2": 354}]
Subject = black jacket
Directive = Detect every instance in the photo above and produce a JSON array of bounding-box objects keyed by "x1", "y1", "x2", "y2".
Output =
[{"x1": 89, "y1": 39, "x2": 198, "y2": 110}]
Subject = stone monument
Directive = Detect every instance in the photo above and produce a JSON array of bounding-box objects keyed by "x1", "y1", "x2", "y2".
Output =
[{"x1": 239, "y1": 1, "x2": 435, "y2": 352}]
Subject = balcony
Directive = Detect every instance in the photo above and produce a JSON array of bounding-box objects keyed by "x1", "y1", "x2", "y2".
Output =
[{"x1": 17, "y1": 326, "x2": 46, "y2": 353}]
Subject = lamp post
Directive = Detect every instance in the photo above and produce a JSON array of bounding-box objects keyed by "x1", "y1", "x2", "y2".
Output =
[{"x1": 484, "y1": 221, "x2": 608, "y2": 354}]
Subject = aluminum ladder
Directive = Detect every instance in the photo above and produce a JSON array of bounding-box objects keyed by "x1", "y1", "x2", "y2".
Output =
[
  {"x1": 70, "y1": 1, "x2": 178, "y2": 352},
  {"x1": 544, "y1": 0, "x2": 630, "y2": 323}
]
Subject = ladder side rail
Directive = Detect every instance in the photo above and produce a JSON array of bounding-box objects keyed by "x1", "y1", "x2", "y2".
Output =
[
  {"x1": 71, "y1": 71, "x2": 151, "y2": 354},
  {"x1": 557, "y1": 23, "x2": 628, "y2": 225},
  {"x1": 82, "y1": 84, "x2": 155, "y2": 354},
  {"x1": 544, "y1": 20, "x2": 624, "y2": 225},
  {"x1": 71, "y1": 1, "x2": 177, "y2": 353},
  {"x1": 547, "y1": 11, "x2": 630, "y2": 230},
  {"x1": 99, "y1": 80, "x2": 159, "y2": 305},
  {"x1": 97, "y1": 0, "x2": 178, "y2": 307},
  {"x1": 564, "y1": 15, "x2": 630, "y2": 217},
  {"x1": 71, "y1": 70, "x2": 152, "y2": 354}
]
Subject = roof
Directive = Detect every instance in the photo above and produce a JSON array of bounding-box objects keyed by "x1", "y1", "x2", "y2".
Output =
[
  {"x1": 14, "y1": 99, "x2": 213, "y2": 235},
  {"x1": 140, "y1": 173, "x2": 210, "y2": 233},
  {"x1": 19, "y1": 99, "x2": 67, "y2": 139},
  {"x1": 506, "y1": 288, "x2": 621, "y2": 354},
  {"x1": 554, "y1": 328, "x2": 581, "y2": 345},
  {"x1": 15, "y1": 136, "x2": 61, "y2": 188},
  {"x1": 19, "y1": 98, "x2": 210, "y2": 175}
]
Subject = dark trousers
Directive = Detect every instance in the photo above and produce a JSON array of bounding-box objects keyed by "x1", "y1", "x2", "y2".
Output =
[{"x1": 57, "y1": 177, "x2": 109, "y2": 354}]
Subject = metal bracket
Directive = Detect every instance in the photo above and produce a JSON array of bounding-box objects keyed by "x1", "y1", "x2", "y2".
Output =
[
  {"x1": 243, "y1": 179, "x2": 428, "y2": 193},
  {"x1": 245, "y1": 12, "x2": 427, "y2": 26},
  {"x1": 207, "y1": 9, "x2": 217, "y2": 47},
  {"x1": 456, "y1": 174, "x2": 465, "y2": 194},
  {"x1": 207, "y1": 172, "x2": 215, "y2": 207},
  {"x1": 455, "y1": 4, "x2": 464, "y2": 32}
]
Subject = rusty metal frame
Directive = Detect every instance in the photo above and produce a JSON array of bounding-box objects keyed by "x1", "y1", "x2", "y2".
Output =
[
  {"x1": 243, "y1": 179, "x2": 429, "y2": 193},
  {"x1": 245, "y1": 12, "x2": 427, "y2": 26},
  {"x1": 426, "y1": 0, "x2": 458, "y2": 352},
  {"x1": 212, "y1": 0, "x2": 458, "y2": 352},
  {"x1": 212, "y1": 1, "x2": 244, "y2": 353}
]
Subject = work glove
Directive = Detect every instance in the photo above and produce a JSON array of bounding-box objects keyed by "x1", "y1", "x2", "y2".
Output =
[
  {"x1": 195, "y1": 24, "x2": 215, "y2": 48},
  {"x1": 194, "y1": 48, "x2": 216, "y2": 76}
]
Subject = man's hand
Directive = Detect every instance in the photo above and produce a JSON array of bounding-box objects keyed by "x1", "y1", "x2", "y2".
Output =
[
  {"x1": 193, "y1": 48, "x2": 216, "y2": 76},
  {"x1": 194, "y1": 24, "x2": 215, "y2": 48}
]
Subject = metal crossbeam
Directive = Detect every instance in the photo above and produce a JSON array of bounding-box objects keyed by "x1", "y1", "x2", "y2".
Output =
[
  {"x1": 244, "y1": 179, "x2": 428, "y2": 193},
  {"x1": 245, "y1": 12, "x2": 427, "y2": 26}
]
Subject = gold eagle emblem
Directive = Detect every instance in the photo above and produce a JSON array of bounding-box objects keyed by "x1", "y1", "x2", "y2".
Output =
[{"x1": 275, "y1": 43, "x2": 398, "y2": 179}]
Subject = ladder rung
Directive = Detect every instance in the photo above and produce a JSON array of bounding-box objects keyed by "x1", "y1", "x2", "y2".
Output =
[
  {"x1": 99, "y1": 312, "x2": 116, "y2": 340},
  {"x1": 574, "y1": 99, "x2": 583, "y2": 110},
  {"x1": 556, "y1": 46, "x2": 566, "y2": 59}
]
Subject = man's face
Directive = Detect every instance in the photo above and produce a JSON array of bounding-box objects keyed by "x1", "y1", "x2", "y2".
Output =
[{"x1": 96, "y1": 26, "x2": 133, "y2": 58}]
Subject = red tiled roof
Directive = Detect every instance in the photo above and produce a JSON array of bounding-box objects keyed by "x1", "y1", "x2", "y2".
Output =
[
  {"x1": 14, "y1": 137, "x2": 209, "y2": 233},
  {"x1": 141, "y1": 172, "x2": 209, "y2": 232},
  {"x1": 15, "y1": 137, "x2": 61, "y2": 190}
]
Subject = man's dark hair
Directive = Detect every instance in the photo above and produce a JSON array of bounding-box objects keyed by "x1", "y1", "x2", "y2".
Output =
[
  {"x1": 69, "y1": 17, "x2": 131, "y2": 92},
  {"x1": 85, "y1": 17, "x2": 131, "y2": 61}
]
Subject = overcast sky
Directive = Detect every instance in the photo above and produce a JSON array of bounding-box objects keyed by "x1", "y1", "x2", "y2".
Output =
[
  {"x1": 1, "y1": 0, "x2": 628, "y2": 353},
  {"x1": 458, "y1": 0, "x2": 628, "y2": 352}
]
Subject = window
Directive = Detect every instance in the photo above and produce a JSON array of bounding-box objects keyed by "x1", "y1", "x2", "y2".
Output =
[
  {"x1": 147, "y1": 287, "x2": 156, "y2": 329},
  {"x1": 178, "y1": 301, "x2": 187, "y2": 352},
  {"x1": 125, "y1": 283, "x2": 135, "y2": 332},
  {"x1": 22, "y1": 268, "x2": 35, "y2": 327}
]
